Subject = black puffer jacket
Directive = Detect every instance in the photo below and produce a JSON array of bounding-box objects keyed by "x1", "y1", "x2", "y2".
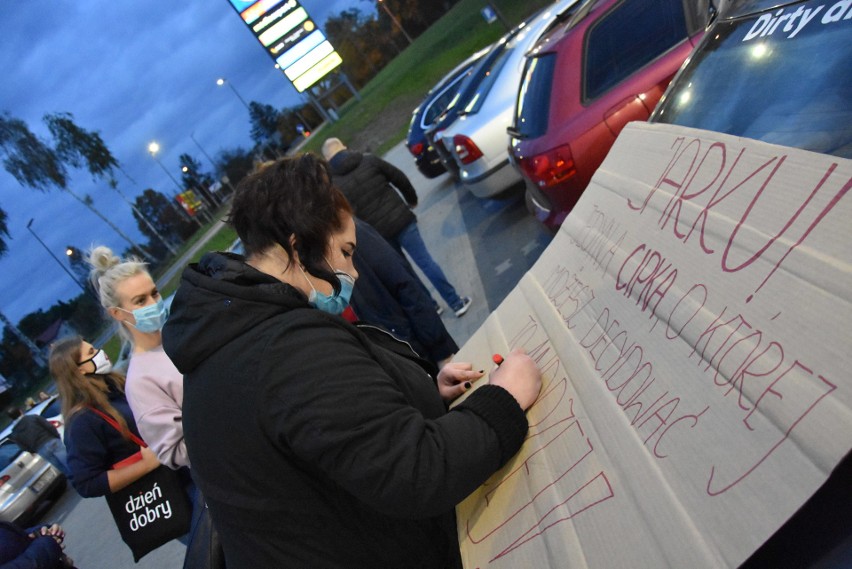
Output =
[
  {"x1": 162, "y1": 252, "x2": 528, "y2": 569},
  {"x1": 352, "y1": 218, "x2": 458, "y2": 365},
  {"x1": 328, "y1": 150, "x2": 418, "y2": 239}
]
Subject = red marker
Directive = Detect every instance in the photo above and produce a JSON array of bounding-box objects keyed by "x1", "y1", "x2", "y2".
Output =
[{"x1": 492, "y1": 353, "x2": 504, "y2": 366}]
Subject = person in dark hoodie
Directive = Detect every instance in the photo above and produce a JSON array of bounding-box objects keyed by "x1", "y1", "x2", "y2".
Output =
[
  {"x1": 162, "y1": 154, "x2": 541, "y2": 569},
  {"x1": 5, "y1": 406, "x2": 69, "y2": 476},
  {"x1": 322, "y1": 137, "x2": 473, "y2": 317},
  {"x1": 350, "y1": 217, "x2": 458, "y2": 368}
]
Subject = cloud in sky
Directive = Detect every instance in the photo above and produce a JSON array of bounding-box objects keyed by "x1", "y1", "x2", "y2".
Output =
[{"x1": 0, "y1": 0, "x2": 370, "y2": 324}]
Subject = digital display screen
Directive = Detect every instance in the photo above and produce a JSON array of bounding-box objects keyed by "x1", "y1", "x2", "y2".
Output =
[
  {"x1": 292, "y1": 51, "x2": 342, "y2": 92},
  {"x1": 236, "y1": 0, "x2": 289, "y2": 25},
  {"x1": 275, "y1": 29, "x2": 324, "y2": 69},
  {"x1": 227, "y1": 0, "x2": 343, "y2": 93},
  {"x1": 284, "y1": 40, "x2": 333, "y2": 80},
  {"x1": 251, "y1": 0, "x2": 298, "y2": 32},
  {"x1": 258, "y1": 7, "x2": 308, "y2": 46},
  {"x1": 228, "y1": 0, "x2": 257, "y2": 14}
]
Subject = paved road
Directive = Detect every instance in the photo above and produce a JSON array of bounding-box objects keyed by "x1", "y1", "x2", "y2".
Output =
[{"x1": 42, "y1": 142, "x2": 554, "y2": 567}]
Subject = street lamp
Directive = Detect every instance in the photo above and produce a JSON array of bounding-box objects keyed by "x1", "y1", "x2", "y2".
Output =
[
  {"x1": 25, "y1": 218, "x2": 88, "y2": 293},
  {"x1": 377, "y1": 0, "x2": 413, "y2": 44},
  {"x1": 148, "y1": 141, "x2": 206, "y2": 227},
  {"x1": 216, "y1": 77, "x2": 251, "y2": 111},
  {"x1": 147, "y1": 141, "x2": 184, "y2": 194}
]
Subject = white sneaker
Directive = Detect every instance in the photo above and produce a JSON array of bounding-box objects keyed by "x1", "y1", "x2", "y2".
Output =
[{"x1": 454, "y1": 297, "x2": 472, "y2": 317}]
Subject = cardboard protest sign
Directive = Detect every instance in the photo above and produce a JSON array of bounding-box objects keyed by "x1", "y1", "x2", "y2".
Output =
[{"x1": 455, "y1": 122, "x2": 852, "y2": 568}]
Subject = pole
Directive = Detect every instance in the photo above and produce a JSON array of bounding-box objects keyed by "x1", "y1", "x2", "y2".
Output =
[
  {"x1": 148, "y1": 149, "x2": 204, "y2": 227},
  {"x1": 219, "y1": 79, "x2": 251, "y2": 111},
  {"x1": 111, "y1": 185, "x2": 180, "y2": 255},
  {"x1": 151, "y1": 154, "x2": 184, "y2": 194},
  {"x1": 377, "y1": 0, "x2": 414, "y2": 44},
  {"x1": 305, "y1": 92, "x2": 334, "y2": 123},
  {"x1": 486, "y1": 2, "x2": 511, "y2": 31},
  {"x1": 190, "y1": 132, "x2": 219, "y2": 172},
  {"x1": 26, "y1": 219, "x2": 88, "y2": 293}
]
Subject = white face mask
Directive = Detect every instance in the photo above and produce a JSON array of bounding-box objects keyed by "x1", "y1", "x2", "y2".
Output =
[{"x1": 80, "y1": 349, "x2": 112, "y2": 375}]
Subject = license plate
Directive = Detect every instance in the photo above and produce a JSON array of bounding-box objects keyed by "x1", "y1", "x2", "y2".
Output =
[{"x1": 32, "y1": 470, "x2": 55, "y2": 493}]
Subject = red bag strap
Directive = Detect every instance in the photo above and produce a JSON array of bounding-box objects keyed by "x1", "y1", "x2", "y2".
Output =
[{"x1": 88, "y1": 406, "x2": 147, "y2": 448}]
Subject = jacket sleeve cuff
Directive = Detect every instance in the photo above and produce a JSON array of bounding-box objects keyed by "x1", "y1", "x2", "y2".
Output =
[{"x1": 458, "y1": 384, "x2": 528, "y2": 464}]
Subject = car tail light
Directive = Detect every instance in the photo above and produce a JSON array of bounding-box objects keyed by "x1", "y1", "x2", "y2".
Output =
[
  {"x1": 408, "y1": 141, "x2": 425, "y2": 156},
  {"x1": 519, "y1": 143, "x2": 576, "y2": 188},
  {"x1": 453, "y1": 135, "x2": 483, "y2": 165},
  {"x1": 0, "y1": 474, "x2": 9, "y2": 487},
  {"x1": 50, "y1": 420, "x2": 62, "y2": 429}
]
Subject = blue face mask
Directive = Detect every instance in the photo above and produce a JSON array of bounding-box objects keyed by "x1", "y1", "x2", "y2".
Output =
[
  {"x1": 120, "y1": 298, "x2": 169, "y2": 333},
  {"x1": 300, "y1": 265, "x2": 355, "y2": 316}
]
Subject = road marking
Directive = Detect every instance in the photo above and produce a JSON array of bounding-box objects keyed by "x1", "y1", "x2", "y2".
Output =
[
  {"x1": 521, "y1": 240, "x2": 539, "y2": 256},
  {"x1": 495, "y1": 259, "x2": 512, "y2": 275}
]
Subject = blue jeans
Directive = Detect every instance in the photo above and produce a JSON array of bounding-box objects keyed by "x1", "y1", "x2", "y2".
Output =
[
  {"x1": 38, "y1": 437, "x2": 70, "y2": 476},
  {"x1": 392, "y1": 222, "x2": 463, "y2": 310}
]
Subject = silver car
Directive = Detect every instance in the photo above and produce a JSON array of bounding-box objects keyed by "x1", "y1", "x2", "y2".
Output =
[
  {"x1": 439, "y1": 0, "x2": 580, "y2": 198},
  {"x1": 0, "y1": 438, "x2": 66, "y2": 525}
]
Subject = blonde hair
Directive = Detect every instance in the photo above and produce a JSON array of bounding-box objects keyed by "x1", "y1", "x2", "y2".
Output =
[
  {"x1": 50, "y1": 335, "x2": 132, "y2": 439},
  {"x1": 87, "y1": 246, "x2": 149, "y2": 342},
  {"x1": 321, "y1": 137, "x2": 346, "y2": 161}
]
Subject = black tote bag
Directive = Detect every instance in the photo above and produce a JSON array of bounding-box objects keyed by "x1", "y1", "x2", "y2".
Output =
[{"x1": 90, "y1": 407, "x2": 193, "y2": 562}]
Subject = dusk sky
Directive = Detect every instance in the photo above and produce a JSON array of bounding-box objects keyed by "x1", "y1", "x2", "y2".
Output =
[{"x1": 0, "y1": 0, "x2": 369, "y2": 325}]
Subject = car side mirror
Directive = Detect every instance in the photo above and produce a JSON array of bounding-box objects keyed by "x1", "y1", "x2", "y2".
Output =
[{"x1": 506, "y1": 126, "x2": 524, "y2": 139}]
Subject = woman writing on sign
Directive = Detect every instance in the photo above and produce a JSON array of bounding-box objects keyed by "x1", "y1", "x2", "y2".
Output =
[{"x1": 162, "y1": 153, "x2": 542, "y2": 568}]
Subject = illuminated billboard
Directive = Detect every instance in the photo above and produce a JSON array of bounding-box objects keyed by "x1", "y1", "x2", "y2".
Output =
[{"x1": 228, "y1": 0, "x2": 342, "y2": 93}]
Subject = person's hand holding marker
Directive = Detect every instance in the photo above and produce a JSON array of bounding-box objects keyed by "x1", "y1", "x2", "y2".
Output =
[
  {"x1": 437, "y1": 361, "x2": 486, "y2": 402},
  {"x1": 488, "y1": 348, "x2": 541, "y2": 411}
]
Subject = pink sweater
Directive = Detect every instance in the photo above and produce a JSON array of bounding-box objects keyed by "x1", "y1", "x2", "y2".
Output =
[{"x1": 125, "y1": 346, "x2": 189, "y2": 469}]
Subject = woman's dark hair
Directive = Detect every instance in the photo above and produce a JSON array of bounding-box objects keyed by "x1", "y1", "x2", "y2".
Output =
[
  {"x1": 228, "y1": 153, "x2": 352, "y2": 292},
  {"x1": 49, "y1": 335, "x2": 132, "y2": 439}
]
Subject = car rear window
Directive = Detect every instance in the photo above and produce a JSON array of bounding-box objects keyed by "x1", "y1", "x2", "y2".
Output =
[
  {"x1": 514, "y1": 54, "x2": 557, "y2": 139},
  {"x1": 41, "y1": 398, "x2": 62, "y2": 418},
  {"x1": 584, "y1": 0, "x2": 688, "y2": 101},
  {"x1": 652, "y1": 0, "x2": 852, "y2": 158},
  {"x1": 446, "y1": 39, "x2": 512, "y2": 116},
  {"x1": 423, "y1": 72, "x2": 468, "y2": 126}
]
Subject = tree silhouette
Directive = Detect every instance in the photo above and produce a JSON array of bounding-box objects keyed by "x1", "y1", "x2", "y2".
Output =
[
  {"x1": 0, "y1": 208, "x2": 9, "y2": 258},
  {"x1": 133, "y1": 188, "x2": 195, "y2": 259},
  {"x1": 0, "y1": 112, "x2": 152, "y2": 259},
  {"x1": 44, "y1": 112, "x2": 118, "y2": 179}
]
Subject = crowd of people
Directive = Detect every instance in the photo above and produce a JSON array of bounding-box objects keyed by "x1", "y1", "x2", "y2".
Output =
[{"x1": 3, "y1": 143, "x2": 542, "y2": 568}]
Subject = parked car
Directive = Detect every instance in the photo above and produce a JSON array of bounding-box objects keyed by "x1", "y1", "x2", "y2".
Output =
[
  {"x1": 0, "y1": 395, "x2": 64, "y2": 441},
  {"x1": 0, "y1": 438, "x2": 66, "y2": 525},
  {"x1": 424, "y1": 20, "x2": 530, "y2": 181},
  {"x1": 508, "y1": 0, "x2": 713, "y2": 229},
  {"x1": 650, "y1": 0, "x2": 851, "y2": 159},
  {"x1": 406, "y1": 46, "x2": 491, "y2": 179},
  {"x1": 438, "y1": 0, "x2": 581, "y2": 198},
  {"x1": 26, "y1": 395, "x2": 64, "y2": 439},
  {"x1": 649, "y1": 2, "x2": 852, "y2": 566}
]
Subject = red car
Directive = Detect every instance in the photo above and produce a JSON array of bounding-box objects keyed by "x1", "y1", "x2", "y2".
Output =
[{"x1": 508, "y1": 0, "x2": 712, "y2": 230}]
